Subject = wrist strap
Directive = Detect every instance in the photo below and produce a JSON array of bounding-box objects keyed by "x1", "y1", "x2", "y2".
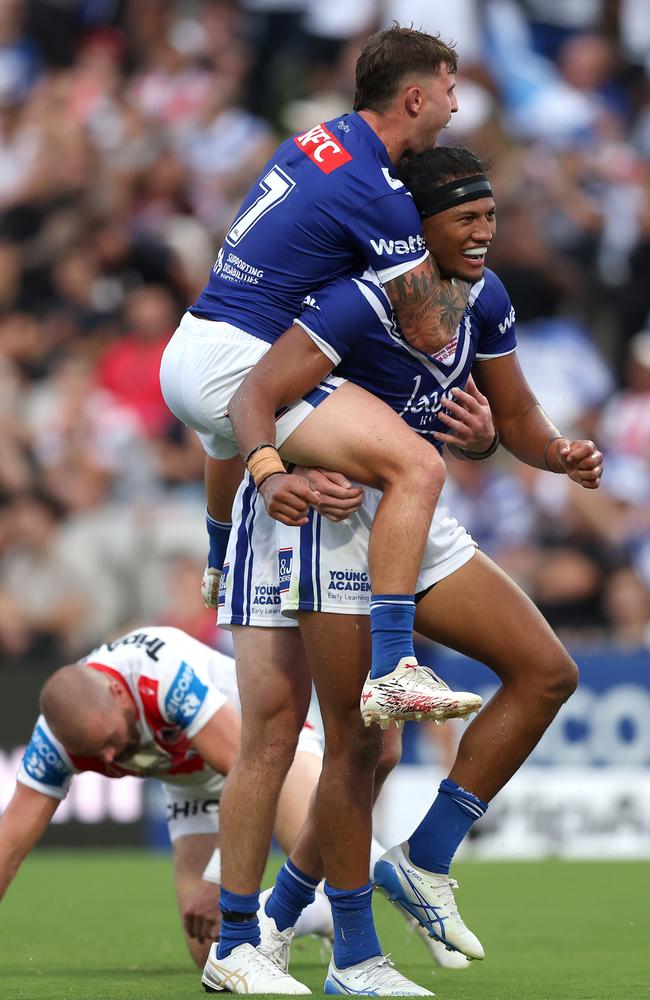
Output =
[
  {"x1": 244, "y1": 441, "x2": 276, "y2": 463},
  {"x1": 543, "y1": 434, "x2": 564, "y2": 472},
  {"x1": 449, "y1": 431, "x2": 500, "y2": 461},
  {"x1": 246, "y1": 444, "x2": 287, "y2": 488}
]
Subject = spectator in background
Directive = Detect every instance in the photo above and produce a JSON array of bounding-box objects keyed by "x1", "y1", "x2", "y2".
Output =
[
  {"x1": 97, "y1": 284, "x2": 177, "y2": 438},
  {"x1": 0, "y1": 0, "x2": 649, "y2": 665},
  {"x1": 0, "y1": 492, "x2": 93, "y2": 660},
  {"x1": 598, "y1": 330, "x2": 650, "y2": 459},
  {"x1": 156, "y1": 552, "x2": 228, "y2": 652},
  {"x1": 23, "y1": 352, "x2": 156, "y2": 509}
]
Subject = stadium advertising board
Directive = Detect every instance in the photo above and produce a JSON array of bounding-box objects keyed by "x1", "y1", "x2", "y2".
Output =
[{"x1": 376, "y1": 647, "x2": 650, "y2": 859}]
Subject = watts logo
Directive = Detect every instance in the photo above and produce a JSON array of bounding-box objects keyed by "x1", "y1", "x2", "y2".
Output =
[
  {"x1": 278, "y1": 547, "x2": 293, "y2": 592},
  {"x1": 369, "y1": 234, "x2": 426, "y2": 256},
  {"x1": 294, "y1": 124, "x2": 352, "y2": 174}
]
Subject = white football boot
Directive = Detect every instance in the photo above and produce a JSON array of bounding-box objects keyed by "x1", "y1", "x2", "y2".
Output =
[
  {"x1": 201, "y1": 565, "x2": 221, "y2": 608},
  {"x1": 202, "y1": 942, "x2": 311, "y2": 994},
  {"x1": 360, "y1": 658, "x2": 482, "y2": 728},
  {"x1": 373, "y1": 844, "x2": 484, "y2": 961},
  {"x1": 324, "y1": 954, "x2": 433, "y2": 996},
  {"x1": 258, "y1": 887, "x2": 296, "y2": 972},
  {"x1": 414, "y1": 925, "x2": 472, "y2": 970}
]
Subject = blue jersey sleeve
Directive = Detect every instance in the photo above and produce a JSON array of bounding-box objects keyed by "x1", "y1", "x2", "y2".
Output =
[
  {"x1": 472, "y1": 270, "x2": 517, "y2": 358},
  {"x1": 17, "y1": 717, "x2": 74, "y2": 799},
  {"x1": 295, "y1": 276, "x2": 387, "y2": 365},
  {"x1": 345, "y1": 189, "x2": 429, "y2": 284}
]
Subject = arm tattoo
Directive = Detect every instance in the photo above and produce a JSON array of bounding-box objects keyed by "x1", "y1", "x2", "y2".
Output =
[{"x1": 389, "y1": 259, "x2": 472, "y2": 353}]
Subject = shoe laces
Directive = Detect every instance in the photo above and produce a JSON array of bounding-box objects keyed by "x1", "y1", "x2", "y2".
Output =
[
  {"x1": 246, "y1": 945, "x2": 294, "y2": 981},
  {"x1": 404, "y1": 663, "x2": 450, "y2": 692},
  {"x1": 428, "y1": 875, "x2": 460, "y2": 914},
  {"x1": 258, "y1": 924, "x2": 294, "y2": 969},
  {"x1": 355, "y1": 954, "x2": 415, "y2": 989}
]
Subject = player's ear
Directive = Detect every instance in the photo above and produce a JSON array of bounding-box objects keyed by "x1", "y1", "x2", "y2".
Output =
[
  {"x1": 110, "y1": 679, "x2": 128, "y2": 704},
  {"x1": 404, "y1": 84, "x2": 422, "y2": 115}
]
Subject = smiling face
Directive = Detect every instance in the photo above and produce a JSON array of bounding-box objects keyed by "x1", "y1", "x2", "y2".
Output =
[{"x1": 422, "y1": 195, "x2": 496, "y2": 282}]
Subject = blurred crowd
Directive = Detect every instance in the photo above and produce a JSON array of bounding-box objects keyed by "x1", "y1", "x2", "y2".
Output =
[{"x1": 1, "y1": 0, "x2": 650, "y2": 667}]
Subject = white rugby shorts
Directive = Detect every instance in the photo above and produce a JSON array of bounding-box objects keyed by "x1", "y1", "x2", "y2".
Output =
[
  {"x1": 218, "y1": 478, "x2": 477, "y2": 627},
  {"x1": 218, "y1": 473, "x2": 299, "y2": 628},
  {"x1": 163, "y1": 711, "x2": 323, "y2": 842},
  {"x1": 159, "y1": 310, "x2": 345, "y2": 460}
]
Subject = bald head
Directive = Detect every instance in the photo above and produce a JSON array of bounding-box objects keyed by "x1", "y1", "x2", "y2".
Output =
[{"x1": 40, "y1": 664, "x2": 119, "y2": 755}]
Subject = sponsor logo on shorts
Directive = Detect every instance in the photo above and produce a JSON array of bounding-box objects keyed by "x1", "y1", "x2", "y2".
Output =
[
  {"x1": 165, "y1": 662, "x2": 208, "y2": 729},
  {"x1": 22, "y1": 725, "x2": 69, "y2": 787},
  {"x1": 253, "y1": 584, "x2": 281, "y2": 606},
  {"x1": 278, "y1": 547, "x2": 293, "y2": 593},
  {"x1": 218, "y1": 564, "x2": 229, "y2": 608},
  {"x1": 167, "y1": 798, "x2": 220, "y2": 821},
  {"x1": 294, "y1": 123, "x2": 352, "y2": 174},
  {"x1": 328, "y1": 570, "x2": 371, "y2": 593}
]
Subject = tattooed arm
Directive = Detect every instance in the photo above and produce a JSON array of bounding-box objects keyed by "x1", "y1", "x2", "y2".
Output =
[{"x1": 384, "y1": 255, "x2": 470, "y2": 354}]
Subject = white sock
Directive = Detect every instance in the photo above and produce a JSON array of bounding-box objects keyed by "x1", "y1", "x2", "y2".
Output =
[{"x1": 293, "y1": 888, "x2": 333, "y2": 938}]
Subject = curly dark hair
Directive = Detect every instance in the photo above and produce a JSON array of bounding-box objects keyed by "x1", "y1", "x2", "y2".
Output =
[{"x1": 397, "y1": 146, "x2": 490, "y2": 211}]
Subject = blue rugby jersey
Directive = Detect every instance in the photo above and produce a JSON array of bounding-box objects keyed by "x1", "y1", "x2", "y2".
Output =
[
  {"x1": 191, "y1": 114, "x2": 428, "y2": 342},
  {"x1": 295, "y1": 268, "x2": 517, "y2": 445}
]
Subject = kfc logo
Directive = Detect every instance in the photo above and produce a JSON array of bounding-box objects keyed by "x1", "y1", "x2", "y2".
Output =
[{"x1": 294, "y1": 124, "x2": 353, "y2": 174}]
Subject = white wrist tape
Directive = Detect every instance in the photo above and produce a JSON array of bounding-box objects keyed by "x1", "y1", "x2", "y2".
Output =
[{"x1": 202, "y1": 847, "x2": 221, "y2": 884}]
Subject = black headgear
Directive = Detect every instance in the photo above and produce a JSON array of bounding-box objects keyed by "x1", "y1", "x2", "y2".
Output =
[{"x1": 416, "y1": 175, "x2": 493, "y2": 219}]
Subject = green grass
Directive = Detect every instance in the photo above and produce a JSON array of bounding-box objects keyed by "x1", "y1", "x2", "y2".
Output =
[{"x1": 0, "y1": 851, "x2": 648, "y2": 1000}]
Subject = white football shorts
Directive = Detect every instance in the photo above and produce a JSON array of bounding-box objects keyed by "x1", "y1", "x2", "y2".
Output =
[
  {"x1": 218, "y1": 477, "x2": 477, "y2": 627},
  {"x1": 163, "y1": 710, "x2": 323, "y2": 841},
  {"x1": 159, "y1": 310, "x2": 345, "y2": 460}
]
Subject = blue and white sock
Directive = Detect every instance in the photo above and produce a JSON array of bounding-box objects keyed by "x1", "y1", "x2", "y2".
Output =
[
  {"x1": 218, "y1": 887, "x2": 260, "y2": 958},
  {"x1": 407, "y1": 778, "x2": 488, "y2": 874},
  {"x1": 206, "y1": 510, "x2": 231, "y2": 570},
  {"x1": 265, "y1": 859, "x2": 319, "y2": 932},
  {"x1": 325, "y1": 881, "x2": 382, "y2": 969},
  {"x1": 369, "y1": 594, "x2": 416, "y2": 678}
]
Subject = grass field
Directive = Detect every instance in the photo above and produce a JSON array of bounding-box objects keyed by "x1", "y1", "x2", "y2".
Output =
[{"x1": 0, "y1": 851, "x2": 648, "y2": 1000}]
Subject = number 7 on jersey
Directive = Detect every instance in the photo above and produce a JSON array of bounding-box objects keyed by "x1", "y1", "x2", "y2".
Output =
[{"x1": 226, "y1": 166, "x2": 296, "y2": 248}]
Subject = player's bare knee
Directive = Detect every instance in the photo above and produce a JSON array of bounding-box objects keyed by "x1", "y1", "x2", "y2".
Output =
[
  {"x1": 398, "y1": 446, "x2": 445, "y2": 503},
  {"x1": 380, "y1": 443, "x2": 445, "y2": 497},
  {"x1": 534, "y1": 651, "x2": 579, "y2": 709},
  {"x1": 239, "y1": 718, "x2": 301, "y2": 773},
  {"x1": 324, "y1": 723, "x2": 383, "y2": 773}
]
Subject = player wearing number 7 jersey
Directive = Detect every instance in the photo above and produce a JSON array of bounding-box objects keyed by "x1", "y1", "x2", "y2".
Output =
[
  {"x1": 160, "y1": 24, "x2": 481, "y2": 994},
  {"x1": 160, "y1": 25, "x2": 474, "y2": 716}
]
